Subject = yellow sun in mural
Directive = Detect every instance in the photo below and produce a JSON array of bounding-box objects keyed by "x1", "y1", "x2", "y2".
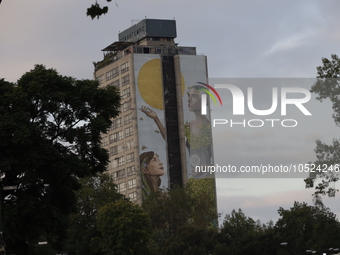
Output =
[{"x1": 138, "y1": 59, "x2": 185, "y2": 110}]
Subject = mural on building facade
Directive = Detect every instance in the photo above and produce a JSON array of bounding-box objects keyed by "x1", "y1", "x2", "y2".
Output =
[{"x1": 134, "y1": 56, "x2": 169, "y2": 199}]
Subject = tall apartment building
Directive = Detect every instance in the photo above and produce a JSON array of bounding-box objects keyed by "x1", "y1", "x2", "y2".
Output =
[{"x1": 94, "y1": 19, "x2": 215, "y2": 204}]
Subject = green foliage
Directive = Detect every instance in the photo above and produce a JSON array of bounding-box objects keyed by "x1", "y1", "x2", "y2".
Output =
[
  {"x1": 87, "y1": 1, "x2": 114, "y2": 19},
  {"x1": 94, "y1": 53, "x2": 115, "y2": 71},
  {"x1": 218, "y1": 209, "x2": 272, "y2": 255},
  {"x1": 143, "y1": 188, "x2": 191, "y2": 236},
  {"x1": 187, "y1": 178, "x2": 218, "y2": 227},
  {"x1": 142, "y1": 191, "x2": 340, "y2": 255},
  {"x1": 65, "y1": 174, "x2": 123, "y2": 255},
  {"x1": 143, "y1": 184, "x2": 218, "y2": 255},
  {"x1": 87, "y1": 3, "x2": 108, "y2": 19},
  {"x1": 275, "y1": 202, "x2": 340, "y2": 255},
  {"x1": 305, "y1": 139, "x2": 340, "y2": 204},
  {"x1": 96, "y1": 199, "x2": 151, "y2": 255},
  {"x1": 162, "y1": 225, "x2": 218, "y2": 255},
  {"x1": 217, "y1": 204, "x2": 340, "y2": 255},
  {"x1": 316, "y1": 54, "x2": 340, "y2": 79},
  {"x1": 0, "y1": 65, "x2": 120, "y2": 254},
  {"x1": 313, "y1": 54, "x2": 340, "y2": 124},
  {"x1": 305, "y1": 54, "x2": 340, "y2": 203}
]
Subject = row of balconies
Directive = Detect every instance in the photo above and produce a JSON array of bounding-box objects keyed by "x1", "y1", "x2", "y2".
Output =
[{"x1": 94, "y1": 45, "x2": 196, "y2": 71}]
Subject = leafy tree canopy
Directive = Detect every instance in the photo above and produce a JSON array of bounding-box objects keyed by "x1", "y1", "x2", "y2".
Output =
[
  {"x1": 96, "y1": 199, "x2": 151, "y2": 255},
  {"x1": 143, "y1": 182, "x2": 218, "y2": 255},
  {"x1": 218, "y1": 209, "x2": 273, "y2": 255},
  {"x1": 217, "y1": 203, "x2": 340, "y2": 255},
  {"x1": 275, "y1": 202, "x2": 340, "y2": 255},
  {"x1": 305, "y1": 54, "x2": 340, "y2": 204},
  {"x1": 65, "y1": 174, "x2": 123, "y2": 255},
  {"x1": 0, "y1": 64, "x2": 120, "y2": 254}
]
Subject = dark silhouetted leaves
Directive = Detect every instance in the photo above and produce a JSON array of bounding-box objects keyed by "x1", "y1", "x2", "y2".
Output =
[
  {"x1": 87, "y1": 3, "x2": 109, "y2": 19},
  {"x1": 0, "y1": 64, "x2": 120, "y2": 254}
]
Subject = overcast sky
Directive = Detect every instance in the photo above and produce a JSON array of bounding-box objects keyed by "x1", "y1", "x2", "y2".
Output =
[{"x1": 1, "y1": 0, "x2": 340, "y2": 224}]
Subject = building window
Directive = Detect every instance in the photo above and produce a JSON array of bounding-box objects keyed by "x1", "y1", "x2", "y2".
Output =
[
  {"x1": 96, "y1": 74, "x2": 104, "y2": 84},
  {"x1": 108, "y1": 160, "x2": 116, "y2": 170},
  {"x1": 118, "y1": 182, "x2": 126, "y2": 192},
  {"x1": 127, "y1": 166, "x2": 136, "y2": 176},
  {"x1": 121, "y1": 62, "x2": 129, "y2": 74},
  {"x1": 109, "y1": 79, "x2": 120, "y2": 87},
  {"x1": 117, "y1": 156, "x2": 125, "y2": 167},
  {"x1": 135, "y1": 46, "x2": 143, "y2": 54},
  {"x1": 116, "y1": 118, "x2": 122, "y2": 128},
  {"x1": 112, "y1": 159, "x2": 118, "y2": 168},
  {"x1": 125, "y1": 126, "x2": 133, "y2": 138},
  {"x1": 112, "y1": 156, "x2": 124, "y2": 168},
  {"x1": 110, "y1": 171, "x2": 116, "y2": 180},
  {"x1": 123, "y1": 101, "x2": 131, "y2": 112},
  {"x1": 156, "y1": 47, "x2": 162, "y2": 54},
  {"x1": 118, "y1": 144, "x2": 124, "y2": 154},
  {"x1": 110, "y1": 146, "x2": 118, "y2": 156},
  {"x1": 111, "y1": 172, "x2": 118, "y2": 180},
  {"x1": 124, "y1": 114, "x2": 132, "y2": 125},
  {"x1": 126, "y1": 152, "x2": 134, "y2": 163},
  {"x1": 118, "y1": 131, "x2": 124, "y2": 141},
  {"x1": 111, "y1": 170, "x2": 125, "y2": 181},
  {"x1": 128, "y1": 179, "x2": 136, "y2": 189},
  {"x1": 109, "y1": 118, "x2": 122, "y2": 131},
  {"x1": 128, "y1": 192, "x2": 137, "y2": 201},
  {"x1": 102, "y1": 136, "x2": 109, "y2": 147},
  {"x1": 121, "y1": 75, "x2": 130, "y2": 86},
  {"x1": 110, "y1": 131, "x2": 124, "y2": 143},
  {"x1": 118, "y1": 169, "x2": 125, "y2": 179},
  {"x1": 106, "y1": 67, "x2": 119, "y2": 81},
  {"x1": 122, "y1": 88, "x2": 131, "y2": 99},
  {"x1": 109, "y1": 133, "x2": 117, "y2": 143},
  {"x1": 125, "y1": 139, "x2": 134, "y2": 150}
]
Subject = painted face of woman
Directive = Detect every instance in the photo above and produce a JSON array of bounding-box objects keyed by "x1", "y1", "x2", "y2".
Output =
[
  {"x1": 187, "y1": 87, "x2": 202, "y2": 112},
  {"x1": 144, "y1": 154, "x2": 164, "y2": 176}
]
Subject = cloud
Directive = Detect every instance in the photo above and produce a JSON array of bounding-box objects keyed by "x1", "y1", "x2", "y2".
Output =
[
  {"x1": 264, "y1": 32, "x2": 313, "y2": 56},
  {"x1": 217, "y1": 186, "x2": 340, "y2": 224}
]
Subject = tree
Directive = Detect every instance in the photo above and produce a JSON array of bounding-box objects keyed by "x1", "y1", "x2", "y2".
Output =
[
  {"x1": 275, "y1": 202, "x2": 340, "y2": 255},
  {"x1": 218, "y1": 209, "x2": 272, "y2": 255},
  {"x1": 65, "y1": 174, "x2": 123, "y2": 255},
  {"x1": 142, "y1": 183, "x2": 218, "y2": 255},
  {"x1": 0, "y1": 65, "x2": 120, "y2": 254},
  {"x1": 217, "y1": 203, "x2": 340, "y2": 255},
  {"x1": 305, "y1": 54, "x2": 340, "y2": 204},
  {"x1": 163, "y1": 224, "x2": 218, "y2": 255},
  {"x1": 96, "y1": 199, "x2": 151, "y2": 255},
  {"x1": 187, "y1": 178, "x2": 218, "y2": 228}
]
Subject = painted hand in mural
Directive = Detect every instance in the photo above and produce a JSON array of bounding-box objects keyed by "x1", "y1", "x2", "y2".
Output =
[
  {"x1": 140, "y1": 105, "x2": 166, "y2": 140},
  {"x1": 140, "y1": 106, "x2": 158, "y2": 120}
]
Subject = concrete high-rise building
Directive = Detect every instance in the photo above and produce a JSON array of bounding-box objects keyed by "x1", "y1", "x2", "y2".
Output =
[{"x1": 94, "y1": 19, "x2": 215, "y2": 204}]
